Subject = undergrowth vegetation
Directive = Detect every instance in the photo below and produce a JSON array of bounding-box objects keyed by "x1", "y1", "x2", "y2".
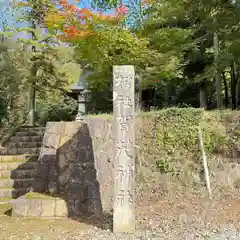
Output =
[{"x1": 135, "y1": 108, "x2": 240, "y2": 200}]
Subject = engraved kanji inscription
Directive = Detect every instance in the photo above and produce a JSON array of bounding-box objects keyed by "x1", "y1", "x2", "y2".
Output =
[
  {"x1": 116, "y1": 166, "x2": 125, "y2": 182},
  {"x1": 116, "y1": 140, "x2": 133, "y2": 158},
  {"x1": 114, "y1": 95, "x2": 133, "y2": 108},
  {"x1": 113, "y1": 65, "x2": 135, "y2": 233},
  {"x1": 116, "y1": 116, "x2": 133, "y2": 131},
  {"x1": 116, "y1": 190, "x2": 124, "y2": 205},
  {"x1": 116, "y1": 165, "x2": 134, "y2": 187},
  {"x1": 116, "y1": 190, "x2": 133, "y2": 205},
  {"x1": 114, "y1": 70, "x2": 133, "y2": 89},
  {"x1": 127, "y1": 190, "x2": 133, "y2": 204}
]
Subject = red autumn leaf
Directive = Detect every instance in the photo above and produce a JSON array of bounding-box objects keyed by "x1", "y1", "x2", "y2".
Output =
[
  {"x1": 116, "y1": 5, "x2": 129, "y2": 16},
  {"x1": 46, "y1": 0, "x2": 128, "y2": 41}
]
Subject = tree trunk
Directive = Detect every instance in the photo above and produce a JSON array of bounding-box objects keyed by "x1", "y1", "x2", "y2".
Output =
[
  {"x1": 231, "y1": 63, "x2": 237, "y2": 110},
  {"x1": 27, "y1": 84, "x2": 36, "y2": 126},
  {"x1": 236, "y1": 68, "x2": 240, "y2": 107},
  {"x1": 152, "y1": 87, "x2": 157, "y2": 108},
  {"x1": 171, "y1": 87, "x2": 177, "y2": 105},
  {"x1": 28, "y1": 22, "x2": 37, "y2": 126},
  {"x1": 222, "y1": 72, "x2": 229, "y2": 107},
  {"x1": 199, "y1": 83, "x2": 207, "y2": 109},
  {"x1": 163, "y1": 85, "x2": 169, "y2": 106},
  {"x1": 213, "y1": 31, "x2": 222, "y2": 109}
]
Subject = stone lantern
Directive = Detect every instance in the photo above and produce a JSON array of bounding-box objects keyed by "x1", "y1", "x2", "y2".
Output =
[{"x1": 69, "y1": 65, "x2": 91, "y2": 121}]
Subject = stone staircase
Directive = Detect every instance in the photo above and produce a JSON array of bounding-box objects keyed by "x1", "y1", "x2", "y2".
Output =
[{"x1": 0, "y1": 127, "x2": 45, "y2": 204}]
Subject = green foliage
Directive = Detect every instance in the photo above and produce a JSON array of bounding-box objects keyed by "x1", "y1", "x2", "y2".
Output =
[
  {"x1": 0, "y1": 34, "x2": 79, "y2": 126},
  {"x1": 36, "y1": 91, "x2": 77, "y2": 125},
  {"x1": 95, "y1": 109, "x2": 235, "y2": 196},
  {"x1": 12, "y1": 30, "x2": 80, "y2": 92},
  {"x1": 201, "y1": 112, "x2": 229, "y2": 153},
  {"x1": 155, "y1": 108, "x2": 201, "y2": 156},
  {"x1": 1, "y1": 0, "x2": 240, "y2": 123},
  {"x1": 7, "y1": 0, "x2": 80, "y2": 125},
  {"x1": 151, "y1": 28, "x2": 190, "y2": 54},
  {"x1": 134, "y1": 0, "x2": 240, "y2": 109},
  {"x1": 91, "y1": 0, "x2": 118, "y2": 10},
  {"x1": 0, "y1": 101, "x2": 6, "y2": 126},
  {"x1": 156, "y1": 157, "x2": 173, "y2": 173},
  {"x1": 0, "y1": 39, "x2": 29, "y2": 126},
  {"x1": 155, "y1": 108, "x2": 228, "y2": 159},
  {"x1": 74, "y1": 26, "x2": 149, "y2": 90}
]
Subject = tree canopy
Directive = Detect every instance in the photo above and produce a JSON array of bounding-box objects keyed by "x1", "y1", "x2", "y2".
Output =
[{"x1": 1, "y1": 0, "x2": 240, "y2": 125}]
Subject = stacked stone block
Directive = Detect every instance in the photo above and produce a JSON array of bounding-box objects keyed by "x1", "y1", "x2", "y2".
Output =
[{"x1": 0, "y1": 127, "x2": 45, "y2": 203}]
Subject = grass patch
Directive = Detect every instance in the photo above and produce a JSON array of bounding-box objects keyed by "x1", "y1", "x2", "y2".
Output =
[
  {"x1": 25, "y1": 192, "x2": 62, "y2": 200},
  {"x1": 87, "y1": 113, "x2": 113, "y2": 121},
  {"x1": 0, "y1": 177, "x2": 11, "y2": 180},
  {"x1": 135, "y1": 107, "x2": 236, "y2": 198},
  {"x1": 0, "y1": 160, "x2": 25, "y2": 164},
  {"x1": 154, "y1": 108, "x2": 228, "y2": 156},
  {"x1": 0, "y1": 203, "x2": 12, "y2": 214}
]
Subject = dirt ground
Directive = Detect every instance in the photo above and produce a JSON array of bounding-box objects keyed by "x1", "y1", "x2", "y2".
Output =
[
  {"x1": 0, "y1": 194, "x2": 239, "y2": 239},
  {"x1": 137, "y1": 195, "x2": 240, "y2": 237}
]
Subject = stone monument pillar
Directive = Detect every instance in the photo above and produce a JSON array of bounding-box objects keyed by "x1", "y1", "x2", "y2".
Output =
[{"x1": 113, "y1": 65, "x2": 135, "y2": 233}]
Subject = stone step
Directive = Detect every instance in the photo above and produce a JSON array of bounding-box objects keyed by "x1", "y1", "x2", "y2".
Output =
[
  {"x1": 10, "y1": 136, "x2": 43, "y2": 143},
  {"x1": 0, "y1": 148, "x2": 40, "y2": 155},
  {"x1": 0, "y1": 162, "x2": 37, "y2": 171},
  {"x1": 0, "y1": 169, "x2": 37, "y2": 179},
  {"x1": 14, "y1": 131, "x2": 45, "y2": 137},
  {"x1": 18, "y1": 127, "x2": 46, "y2": 132},
  {"x1": 0, "y1": 179, "x2": 33, "y2": 188},
  {"x1": 0, "y1": 149, "x2": 7, "y2": 155},
  {"x1": 16, "y1": 148, "x2": 40, "y2": 155},
  {"x1": 7, "y1": 142, "x2": 42, "y2": 149},
  {"x1": 0, "y1": 155, "x2": 38, "y2": 163},
  {"x1": 0, "y1": 188, "x2": 28, "y2": 198}
]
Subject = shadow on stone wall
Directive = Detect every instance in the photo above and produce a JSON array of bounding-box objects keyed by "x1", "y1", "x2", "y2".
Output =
[
  {"x1": 28, "y1": 121, "x2": 111, "y2": 228},
  {"x1": 9, "y1": 156, "x2": 39, "y2": 199}
]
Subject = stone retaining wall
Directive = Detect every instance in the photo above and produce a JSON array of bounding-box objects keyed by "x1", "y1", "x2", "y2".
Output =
[{"x1": 32, "y1": 118, "x2": 113, "y2": 217}]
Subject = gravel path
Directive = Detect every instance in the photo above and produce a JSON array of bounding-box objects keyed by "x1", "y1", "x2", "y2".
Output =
[
  {"x1": 2, "y1": 226, "x2": 239, "y2": 240},
  {"x1": 1, "y1": 196, "x2": 240, "y2": 240},
  {"x1": 1, "y1": 216, "x2": 239, "y2": 240}
]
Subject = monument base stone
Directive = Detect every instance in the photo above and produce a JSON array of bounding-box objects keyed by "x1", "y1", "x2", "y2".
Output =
[{"x1": 11, "y1": 193, "x2": 68, "y2": 218}]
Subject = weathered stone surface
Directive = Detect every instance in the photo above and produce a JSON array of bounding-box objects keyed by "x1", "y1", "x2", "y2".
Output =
[
  {"x1": 11, "y1": 195, "x2": 68, "y2": 218},
  {"x1": 0, "y1": 162, "x2": 37, "y2": 171},
  {"x1": 14, "y1": 147, "x2": 40, "y2": 155},
  {"x1": 0, "y1": 188, "x2": 28, "y2": 198},
  {"x1": 0, "y1": 179, "x2": 32, "y2": 188},
  {"x1": 0, "y1": 126, "x2": 45, "y2": 204},
  {"x1": 41, "y1": 199, "x2": 56, "y2": 217},
  {"x1": 8, "y1": 142, "x2": 42, "y2": 149},
  {"x1": 10, "y1": 169, "x2": 37, "y2": 179},
  {"x1": 86, "y1": 118, "x2": 114, "y2": 212},
  {"x1": 31, "y1": 120, "x2": 110, "y2": 217},
  {"x1": 32, "y1": 147, "x2": 57, "y2": 193},
  {"x1": 55, "y1": 199, "x2": 68, "y2": 217},
  {"x1": 27, "y1": 198, "x2": 43, "y2": 217},
  {"x1": 113, "y1": 65, "x2": 135, "y2": 233},
  {"x1": 10, "y1": 136, "x2": 43, "y2": 143},
  {"x1": 11, "y1": 197, "x2": 28, "y2": 217}
]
